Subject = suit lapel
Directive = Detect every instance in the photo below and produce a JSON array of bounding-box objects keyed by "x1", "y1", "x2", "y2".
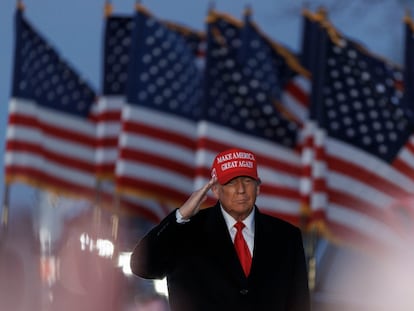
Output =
[
  {"x1": 204, "y1": 204, "x2": 248, "y2": 283},
  {"x1": 250, "y1": 208, "x2": 286, "y2": 282},
  {"x1": 250, "y1": 208, "x2": 271, "y2": 278}
]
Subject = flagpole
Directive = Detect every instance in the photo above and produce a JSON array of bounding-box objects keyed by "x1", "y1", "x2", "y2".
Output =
[
  {"x1": 243, "y1": 4, "x2": 252, "y2": 16},
  {"x1": 104, "y1": 0, "x2": 112, "y2": 17},
  {"x1": 1, "y1": 185, "x2": 10, "y2": 235},
  {"x1": 93, "y1": 180, "x2": 103, "y2": 236},
  {"x1": 16, "y1": 0, "x2": 24, "y2": 10},
  {"x1": 306, "y1": 226, "x2": 318, "y2": 292},
  {"x1": 208, "y1": 0, "x2": 215, "y2": 12},
  {"x1": 111, "y1": 194, "x2": 120, "y2": 243}
]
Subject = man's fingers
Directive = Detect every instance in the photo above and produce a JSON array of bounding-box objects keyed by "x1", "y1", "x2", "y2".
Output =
[
  {"x1": 190, "y1": 176, "x2": 216, "y2": 203},
  {"x1": 178, "y1": 177, "x2": 217, "y2": 218},
  {"x1": 198, "y1": 176, "x2": 217, "y2": 197}
]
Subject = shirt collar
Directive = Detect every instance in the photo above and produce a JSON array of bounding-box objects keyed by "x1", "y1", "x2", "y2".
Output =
[{"x1": 220, "y1": 205, "x2": 255, "y2": 233}]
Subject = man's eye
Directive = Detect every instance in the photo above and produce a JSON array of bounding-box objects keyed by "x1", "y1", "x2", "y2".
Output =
[{"x1": 242, "y1": 178, "x2": 253, "y2": 184}]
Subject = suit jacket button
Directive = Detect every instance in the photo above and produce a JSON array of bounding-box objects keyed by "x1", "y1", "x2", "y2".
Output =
[{"x1": 239, "y1": 289, "x2": 249, "y2": 295}]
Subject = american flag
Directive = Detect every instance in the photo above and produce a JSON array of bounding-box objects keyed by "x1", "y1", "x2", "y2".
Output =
[
  {"x1": 240, "y1": 11, "x2": 314, "y2": 226},
  {"x1": 97, "y1": 10, "x2": 205, "y2": 180},
  {"x1": 96, "y1": 14, "x2": 133, "y2": 179},
  {"x1": 299, "y1": 9, "x2": 330, "y2": 228},
  {"x1": 115, "y1": 5, "x2": 204, "y2": 207},
  {"x1": 5, "y1": 8, "x2": 98, "y2": 197},
  {"x1": 162, "y1": 20, "x2": 206, "y2": 65},
  {"x1": 310, "y1": 15, "x2": 414, "y2": 251},
  {"x1": 381, "y1": 13, "x2": 414, "y2": 243},
  {"x1": 299, "y1": 8, "x2": 327, "y2": 72},
  {"x1": 240, "y1": 10, "x2": 311, "y2": 126},
  {"x1": 195, "y1": 11, "x2": 305, "y2": 226},
  {"x1": 403, "y1": 14, "x2": 414, "y2": 119},
  {"x1": 97, "y1": 5, "x2": 205, "y2": 222},
  {"x1": 97, "y1": 13, "x2": 169, "y2": 222}
]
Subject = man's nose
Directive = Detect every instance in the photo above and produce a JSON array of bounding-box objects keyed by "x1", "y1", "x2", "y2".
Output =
[{"x1": 235, "y1": 180, "x2": 246, "y2": 193}]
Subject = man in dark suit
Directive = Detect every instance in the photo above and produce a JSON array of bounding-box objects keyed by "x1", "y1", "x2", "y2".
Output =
[{"x1": 130, "y1": 148, "x2": 310, "y2": 311}]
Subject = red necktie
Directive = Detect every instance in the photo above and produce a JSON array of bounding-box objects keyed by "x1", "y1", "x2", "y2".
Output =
[{"x1": 234, "y1": 221, "x2": 252, "y2": 276}]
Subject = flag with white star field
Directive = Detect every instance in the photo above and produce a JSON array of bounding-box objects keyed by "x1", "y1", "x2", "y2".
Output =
[
  {"x1": 6, "y1": 8, "x2": 98, "y2": 198},
  {"x1": 115, "y1": 5, "x2": 204, "y2": 207},
  {"x1": 195, "y1": 11, "x2": 306, "y2": 225},
  {"x1": 308, "y1": 16, "x2": 414, "y2": 251}
]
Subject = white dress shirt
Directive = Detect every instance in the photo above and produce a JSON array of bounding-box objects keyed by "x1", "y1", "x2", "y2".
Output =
[
  {"x1": 220, "y1": 206, "x2": 255, "y2": 256},
  {"x1": 176, "y1": 207, "x2": 255, "y2": 256}
]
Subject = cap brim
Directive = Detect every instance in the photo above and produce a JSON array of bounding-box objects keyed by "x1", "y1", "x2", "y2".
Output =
[{"x1": 218, "y1": 170, "x2": 259, "y2": 185}]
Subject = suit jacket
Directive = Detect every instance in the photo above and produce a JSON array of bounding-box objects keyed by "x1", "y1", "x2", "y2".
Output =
[{"x1": 130, "y1": 202, "x2": 310, "y2": 311}]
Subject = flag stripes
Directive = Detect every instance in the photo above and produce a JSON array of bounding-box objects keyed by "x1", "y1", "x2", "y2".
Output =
[{"x1": 6, "y1": 4, "x2": 414, "y2": 252}]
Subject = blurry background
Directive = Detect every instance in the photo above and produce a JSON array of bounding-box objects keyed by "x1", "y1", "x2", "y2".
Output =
[{"x1": 1, "y1": 0, "x2": 414, "y2": 310}]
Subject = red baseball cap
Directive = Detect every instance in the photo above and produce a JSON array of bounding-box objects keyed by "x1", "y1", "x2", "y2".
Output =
[{"x1": 211, "y1": 148, "x2": 260, "y2": 185}]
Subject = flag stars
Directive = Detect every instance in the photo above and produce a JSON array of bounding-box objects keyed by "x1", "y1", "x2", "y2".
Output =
[
  {"x1": 329, "y1": 121, "x2": 339, "y2": 131},
  {"x1": 156, "y1": 77, "x2": 166, "y2": 87},
  {"x1": 143, "y1": 54, "x2": 152, "y2": 64},
  {"x1": 153, "y1": 47, "x2": 162, "y2": 57},
  {"x1": 230, "y1": 115, "x2": 241, "y2": 126},
  {"x1": 256, "y1": 92, "x2": 266, "y2": 102},
  {"x1": 378, "y1": 145, "x2": 388, "y2": 154},
  {"x1": 327, "y1": 110, "x2": 337, "y2": 119},
  {"x1": 339, "y1": 104, "x2": 349, "y2": 113},
  {"x1": 47, "y1": 91, "x2": 55, "y2": 102},
  {"x1": 245, "y1": 119, "x2": 256, "y2": 130},
  {"x1": 362, "y1": 136, "x2": 372, "y2": 145},
  {"x1": 149, "y1": 65, "x2": 159, "y2": 75},
  {"x1": 321, "y1": 36, "x2": 414, "y2": 160},
  {"x1": 350, "y1": 89, "x2": 359, "y2": 98},
  {"x1": 262, "y1": 104, "x2": 273, "y2": 115},
  {"x1": 204, "y1": 18, "x2": 298, "y2": 146},
  {"x1": 389, "y1": 132, "x2": 397, "y2": 141},
  {"x1": 385, "y1": 77, "x2": 395, "y2": 88},
  {"x1": 362, "y1": 87, "x2": 371, "y2": 96},
  {"x1": 232, "y1": 72, "x2": 242, "y2": 82},
  {"x1": 246, "y1": 56, "x2": 258, "y2": 70},
  {"x1": 19, "y1": 81, "x2": 27, "y2": 91},
  {"x1": 376, "y1": 133, "x2": 385, "y2": 143},
  {"x1": 145, "y1": 36, "x2": 156, "y2": 46},
  {"x1": 130, "y1": 15, "x2": 202, "y2": 118},
  {"x1": 346, "y1": 128, "x2": 355, "y2": 137},
  {"x1": 369, "y1": 110, "x2": 379, "y2": 119},
  {"x1": 334, "y1": 81, "x2": 342, "y2": 90},
  {"x1": 138, "y1": 92, "x2": 147, "y2": 101},
  {"x1": 343, "y1": 117, "x2": 352, "y2": 126},
  {"x1": 353, "y1": 101, "x2": 362, "y2": 110},
  {"x1": 329, "y1": 70, "x2": 339, "y2": 79},
  {"x1": 158, "y1": 58, "x2": 168, "y2": 68},
  {"x1": 359, "y1": 124, "x2": 369, "y2": 133},
  {"x1": 336, "y1": 92, "x2": 346, "y2": 102},
  {"x1": 147, "y1": 84, "x2": 156, "y2": 94},
  {"x1": 376, "y1": 83, "x2": 386, "y2": 93},
  {"x1": 397, "y1": 120, "x2": 408, "y2": 131},
  {"x1": 104, "y1": 18, "x2": 134, "y2": 94}
]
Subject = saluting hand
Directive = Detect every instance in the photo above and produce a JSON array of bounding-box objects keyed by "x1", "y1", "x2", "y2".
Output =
[{"x1": 178, "y1": 176, "x2": 217, "y2": 220}]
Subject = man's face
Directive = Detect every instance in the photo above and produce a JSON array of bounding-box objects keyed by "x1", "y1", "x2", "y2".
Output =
[{"x1": 212, "y1": 176, "x2": 260, "y2": 221}]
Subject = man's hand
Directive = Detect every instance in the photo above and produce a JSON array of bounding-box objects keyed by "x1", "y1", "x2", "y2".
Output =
[{"x1": 178, "y1": 176, "x2": 217, "y2": 219}]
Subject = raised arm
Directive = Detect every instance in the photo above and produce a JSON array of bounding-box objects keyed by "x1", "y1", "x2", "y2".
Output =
[{"x1": 129, "y1": 177, "x2": 216, "y2": 279}]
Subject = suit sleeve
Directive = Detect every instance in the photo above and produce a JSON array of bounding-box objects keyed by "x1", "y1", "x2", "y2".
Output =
[{"x1": 130, "y1": 209, "x2": 185, "y2": 279}]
